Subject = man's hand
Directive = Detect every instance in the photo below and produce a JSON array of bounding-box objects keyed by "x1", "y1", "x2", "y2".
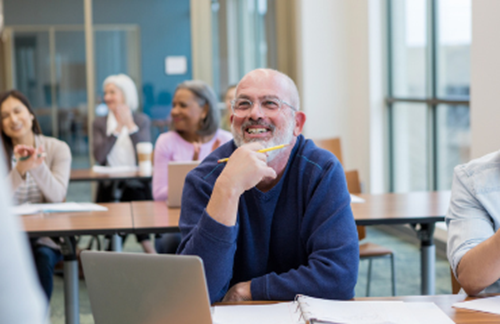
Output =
[
  {"x1": 217, "y1": 142, "x2": 277, "y2": 195},
  {"x1": 206, "y1": 142, "x2": 277, "y2": 226},
  {"x1": 222, "y1": 281, "x2": 252, "y2": 302}
]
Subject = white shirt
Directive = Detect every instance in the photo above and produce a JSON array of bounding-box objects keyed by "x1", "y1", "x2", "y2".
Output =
[{"x1": 105, "y1": 111, "x2": 137, "y2": 167}]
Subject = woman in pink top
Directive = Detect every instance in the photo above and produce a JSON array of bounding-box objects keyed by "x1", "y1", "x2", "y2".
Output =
[
  {"x1": 153, "y1": 81, "x2": 232, "y2": 253},
  {"x1": 153, "y1": 80, "x2": 232, "y2": 202}
]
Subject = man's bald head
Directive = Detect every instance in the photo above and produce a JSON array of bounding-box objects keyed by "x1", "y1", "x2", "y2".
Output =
[{"x1": 236, "y1": 69, "x2": 300, "y2": 111}]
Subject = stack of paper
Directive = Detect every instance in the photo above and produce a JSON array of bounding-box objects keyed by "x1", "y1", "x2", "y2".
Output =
[
  {"x1": 13, "y1": 202, "x2": 108, "y2": 215},
  {"x1": 92, "y1": 165, "x2": 138, "y2": 174},
  {"x1": 453, "y1": 295, "x2": 500, "y2": 315}
]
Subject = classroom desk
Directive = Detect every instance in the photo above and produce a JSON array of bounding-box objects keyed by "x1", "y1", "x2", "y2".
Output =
[
  {"x1": 351, "y1": 191, "x2": 451, "y2": 296},
  {"x1": 21, "y1": 203, "x2": 133, "y2": 324},
  {"x1": 131, "y1": 201, "x2": 180, "y2": 234},
  {"x1": 135, "y1": 191, "x2": 451, "y2": 296},
  {"x1": 220, "y1": 294, "x2": 500, "y2": 324},
  {"x1": 70, "y1": 168, "x2": 152, "y2": 182}
]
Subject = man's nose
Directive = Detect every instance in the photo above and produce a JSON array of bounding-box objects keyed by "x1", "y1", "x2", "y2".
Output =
[{"x1": 247, "y1": 101, "x2": 265, "y2": 119}]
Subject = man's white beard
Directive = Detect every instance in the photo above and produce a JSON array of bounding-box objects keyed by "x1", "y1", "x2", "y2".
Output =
[{"x1": 232, "y1": 116, "x2": 295, "y2": 162}]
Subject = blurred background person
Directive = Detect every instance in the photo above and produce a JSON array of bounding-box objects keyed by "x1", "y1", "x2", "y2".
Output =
[
  {"x1": 0, "y1": 90, "x2": 71, "y2": 301},
  {"x1": 0, "y1": 143, "x2": 48, "y2": 323},
  {"x1": 92, "y1": 73, "x2": 155, "y2": 253},
  {"x1": 153, "y1": 80, "x2": 232, "y2": 253},
  {"x1": 221, "y1": 84, "x2": 236, "y2": 131}
]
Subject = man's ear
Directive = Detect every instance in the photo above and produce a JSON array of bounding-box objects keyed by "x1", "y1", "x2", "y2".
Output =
[{"x1": 293, "y1": 111, "x2": 306, "y2": 136}]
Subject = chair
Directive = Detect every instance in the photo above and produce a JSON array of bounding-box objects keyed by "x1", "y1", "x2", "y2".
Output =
[
  {"x1": 311, "y1": 137, "x2": 343, "y2": 165},
  {"x1": 346, "y1": 169, "x2": 396, "y2": 296}
]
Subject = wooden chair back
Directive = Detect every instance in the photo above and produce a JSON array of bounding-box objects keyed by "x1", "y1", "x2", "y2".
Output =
[
  {"x1": 312, "y1": 138, "x2": 343, "y2": 165},
  {"x1": 344, "y1": 169, "x2": 366, "y2": 241}
]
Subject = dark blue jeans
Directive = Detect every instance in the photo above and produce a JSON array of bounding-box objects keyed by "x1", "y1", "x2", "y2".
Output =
[{"x1": 33, "y1": 245, "x2": 63, "y2": 300}]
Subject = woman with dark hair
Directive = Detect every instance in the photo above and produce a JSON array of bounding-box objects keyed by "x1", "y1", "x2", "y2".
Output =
[
  {"x1": 0, "y1": 89, "x2": 71, "y2": 301},
  {"x1": 153, "y1": 80, "x2": 232, "y2": 252}
]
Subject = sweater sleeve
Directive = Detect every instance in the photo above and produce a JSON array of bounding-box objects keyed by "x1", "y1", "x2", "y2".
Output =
[
  {"x1": 129, "y1": 113, "x2": 151, "y2": 150},
  {"x1": 30, "y1": 140, "x2": 72, "y2": 203},
  {"x1": 251, "y1": 161, "x2": 359, "y2": 301},
  {"x1": 177, "y1": 169, "x2": 240, "y2": 303},
  {"x1": 92, "y1": 118, "x2": 117, "y2": 165}
]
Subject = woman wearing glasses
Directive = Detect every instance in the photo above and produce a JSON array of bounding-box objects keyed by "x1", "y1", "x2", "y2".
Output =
[
  {"x1": 153, "y1": 81, "x2": 232, "y2": 252},
  {"x1": 0, "y1": 90, "x2": 71, "y2": 301}
]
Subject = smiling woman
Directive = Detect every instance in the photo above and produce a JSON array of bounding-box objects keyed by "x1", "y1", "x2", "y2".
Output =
[{"x1": 0, "y1": 89, "x2": 72, "y2": 303}]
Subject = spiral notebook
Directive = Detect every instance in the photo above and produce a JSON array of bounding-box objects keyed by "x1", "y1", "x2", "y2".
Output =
[{"x1": 213, "y1": 295, "x2": 455, "y2": 324}]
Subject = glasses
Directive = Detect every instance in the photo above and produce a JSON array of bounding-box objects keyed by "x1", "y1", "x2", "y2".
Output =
[{"x1": 231, "y1": 98, "x2": 296, "y2": 117}]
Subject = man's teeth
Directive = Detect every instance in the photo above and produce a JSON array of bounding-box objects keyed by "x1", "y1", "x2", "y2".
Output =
[{"x1": 247, "y1": 128, "x2": 268, "y2": 134}]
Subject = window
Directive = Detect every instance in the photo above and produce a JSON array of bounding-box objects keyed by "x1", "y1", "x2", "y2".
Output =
[{"x1": 387, "y1": 0, "x2": 471, "y2": 192}]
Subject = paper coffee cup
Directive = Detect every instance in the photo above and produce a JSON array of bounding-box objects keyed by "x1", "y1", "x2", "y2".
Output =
[
  {"x1": 139, "y1": 161, "x2": 152, "y2": 176},
  {"x1": 137, "y1": 142, "x2": 153, "y2": 163}
]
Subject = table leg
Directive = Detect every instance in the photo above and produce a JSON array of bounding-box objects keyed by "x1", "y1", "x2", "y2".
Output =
[
  {"x1": 412, "y1": 223, "x2": 436, "y2": 295},
  {"x1": 111, "y1": 234, "x2": 122, "y2": 252},
  {"x1": 60, "y1": 237, "x2": 79, "y2": 324}
]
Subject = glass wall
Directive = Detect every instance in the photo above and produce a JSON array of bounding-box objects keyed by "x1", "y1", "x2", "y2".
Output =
[
  {"x1": 388, "y1": 0, "x2": 471, "y2": 192},
  {"x1": 211, "y1": 0, "x2": 274, "y2": 99}
]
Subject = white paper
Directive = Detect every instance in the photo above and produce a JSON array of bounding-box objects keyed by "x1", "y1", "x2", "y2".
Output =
[
  {"x1": 13, "y1": 202, "x2": 108, "y2": 215},
  {"x1": 165, "y1": 56, "x2": 187, "y2": 75},
  {"x1": 213, "y1": 303, "x2": 300, "y2": 324},
  {"x1": 453, "y1": 295, "x2": 500, "y2": 315},
  {"x1": 350, "y1": 194, "x2": 365, "y2": 203},
  {"x1": 212, "y1": 299, "x2": 453, "y2": 324},
  {"x1": 407, "y1": 302, "x2": 455, "y2": 324},
  {"x1": 92, "y1": 165, "x2": 138, "y2": 174}
]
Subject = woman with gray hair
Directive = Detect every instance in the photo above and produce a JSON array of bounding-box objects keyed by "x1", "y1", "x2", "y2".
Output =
[
  {"x1": 93, "y1": 74, "x2": 155, "y2": 253},
  {"x1": 153, "y1": 80, "x2": 232, "y2": 252}
]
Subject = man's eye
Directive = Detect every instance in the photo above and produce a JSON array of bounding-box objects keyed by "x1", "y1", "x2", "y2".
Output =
[
  {"x1": 263, "y1": 101, "x2": 279, "y2": 109},
  {"x1": 236, "y1": 101, "x2": 251, "y2": 109}
]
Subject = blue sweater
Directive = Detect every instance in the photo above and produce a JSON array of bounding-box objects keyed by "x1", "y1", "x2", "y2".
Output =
[{"x1": 177, "y1": 135, "x2": 359, "y2": 303}]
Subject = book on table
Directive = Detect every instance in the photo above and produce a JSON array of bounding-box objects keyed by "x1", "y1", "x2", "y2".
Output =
[{"x1": 212, "y1": 295, "x2": 455, "y2": 324}]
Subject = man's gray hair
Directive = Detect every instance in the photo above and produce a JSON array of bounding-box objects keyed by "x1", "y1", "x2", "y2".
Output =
[
  {"x1": 103, "y1": 74, "x2": 139, "y2": 111},
  {"x1": 175, "y1": 80, "x2": 221, "y2": 137}
]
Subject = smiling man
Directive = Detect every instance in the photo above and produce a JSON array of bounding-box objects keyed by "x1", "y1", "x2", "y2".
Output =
[{"x1": 177, "y1": 69, "x2": 359, "y2": 303}]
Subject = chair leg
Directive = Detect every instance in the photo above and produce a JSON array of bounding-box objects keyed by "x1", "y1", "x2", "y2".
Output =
[
  {"x1": 390, "y1": 254, "x2": 396, "y2": 296},
  {"x1": 366, "y1": 259, "x2": 373, "y2": 297}
]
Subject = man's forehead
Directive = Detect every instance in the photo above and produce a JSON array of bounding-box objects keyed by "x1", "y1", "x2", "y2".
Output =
[{"x1": 237, "y1": 71, "x2": 289, "y2": 97}]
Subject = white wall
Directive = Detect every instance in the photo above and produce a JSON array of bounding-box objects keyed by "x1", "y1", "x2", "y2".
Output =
[
  {"x1": 296, "y1": 0, "x2": 386, "y2": 192},
  {"x1": 470, "y1": 0, "x2": 500, "y2": 159}
]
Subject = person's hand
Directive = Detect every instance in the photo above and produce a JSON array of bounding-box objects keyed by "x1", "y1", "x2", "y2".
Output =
[
  {"x1": 222, "y1": 281, "x2": 252, "y2": 302},
  {"x1": 206, "y1": 142, "x2": 277, "y2": 226},
  {"x1": 211, "y1": 138, "x2": 221, "y2": 152},
  {"x1": 192, "y1": 142, "x2": 201, "y2": 161},
  {"x1": 114, "y1": 104, "x2": 137, "y2": 132},
  {"x1": 217, "y1": 142, "x2": 277, "y2": 196},
  {"x1": 14, "y1": 145, "x2": 45, "y2": 178}
]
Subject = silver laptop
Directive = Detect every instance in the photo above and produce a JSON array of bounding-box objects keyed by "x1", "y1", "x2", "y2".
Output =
[
  {"x1": 81, "y1": 251, "x2": 212, "y2": 324},
  {"x1": 167, "y1": 161, "x2": 200, "y2": 208}
]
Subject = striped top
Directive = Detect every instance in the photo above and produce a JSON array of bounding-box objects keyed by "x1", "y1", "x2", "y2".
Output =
[{"x1": 11, "y1": 159, "x2": 43, "y2": 205}]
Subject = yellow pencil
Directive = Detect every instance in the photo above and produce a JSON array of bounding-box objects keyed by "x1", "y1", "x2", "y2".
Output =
[{"x1": 217, "y1": 144, "x2": 290, "y2": 163}]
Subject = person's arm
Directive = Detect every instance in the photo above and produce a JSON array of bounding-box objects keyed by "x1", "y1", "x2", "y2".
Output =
[
  {"x1": 248, "y1": 160, "x2": 358, "y2": 301},
  {"x1": 30, "y1": 140, "x2": 71, "y2": 203},
  {"x1": 152, "y1": 134, "x2": 173, "y2": 201},
  {"x1": 92, "y1": 118, "x2": 118, "y2": 165},
  {"x1": 0, "y1": 151, "x2": 47, "y2": 324},
  {"x1": 447, "y1": 168, "x2": 500, "y2": 295},
  {"x1": 129, "y1": 113, "x2": 151, "y2": 149},
  {"x1": 177, "y1": 142, "x2": 276, "y2": 303}
]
